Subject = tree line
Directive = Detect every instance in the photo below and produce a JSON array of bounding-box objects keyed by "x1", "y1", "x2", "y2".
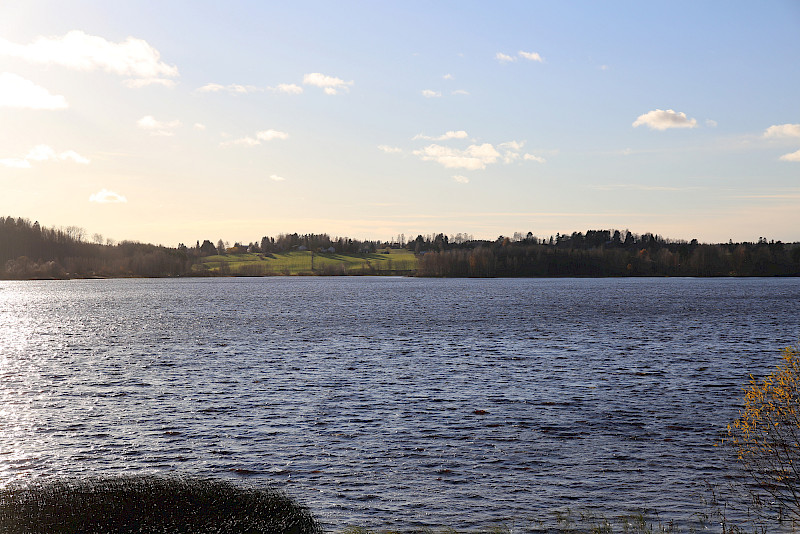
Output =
[
  {"x1": 0, "y1": 216, "x2": 188, "y2": 278},
  {"x1": 410, "y1": 230, "x2": 800, "y2": 277},
  {"x1": 1, "y1": 215, "x2": 799, "y2": 278}
]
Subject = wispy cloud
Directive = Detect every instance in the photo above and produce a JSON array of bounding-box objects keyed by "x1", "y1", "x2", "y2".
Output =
[
  {"x1": 0, "y1": 30, "x2": 178, "y2": 87},
  {"x1": 518, "y1": 50, "x2": 543, "y2": 62},
  {"x1": 378, "y1": 145, "x2": 402, "y2": 154},
  {"x1": 221, "y1": 129, "x2": 289, "y2": 147},
  {"x1": 123, "y1": 78, "x2": 176, "y2": 88},
  {"x1": 194, "y1": 123, "x2": 206, "y2": 130},
  {"x1": 27, "y1": 145, "x2": 90, "y2": 164},
  {"x1": 256, "y1": 130, "x2": 289, "y2": 141},
  {"x1": 495, "y1": 52, "x2": 516, "y2": 63},
  {"x1": 269, "y1": 174, "x2": 286, "y2": 181},
  {"x1": 763, "y1": 124, "x2": 800, "y2": 138},
  {"x1": 0, "y1": 72, "x2": 67, "y2": 109},
  {"x1": 0, "y1": 144, "x2": 89, "y2": 168},
  {"x1": 413, "y1": 130, "x2": 469, "y2": 141},
  {"x1": 270, "y1": 83, "x2": 303, "y2": 94},
  {"x1": 302, "y1": 72, "x2": 353, "y2": 95},
  {"x1": 523, "y1": 153, "x2": 546, "y2": 163},
  {"x1": 451, "y1": 89, "x2": 470, "y2": 95},
  {"x1": 443, "y1": 73, "x2": 454, "y2": 80},
  {"x1": 137, "y1": 115, "x2": 181, "y2": 136},
  {"x1": 0, "y1": 158, "x2": 31, "y2": 169},
  {"x1": 496, "y1": 50, "x2": 545, "y2": 63},
  {"x1": 779, "y1": 149, "x2": 800, "y2": 162},
  {"x1": 197, "y1": 82, "x2": 260, "y2": 94},
  {"x1": 632, "y1": 109, "x2": 697, "y2": 130},
  {"x1": 452, "y1": 175, "x2": 469, "y2": 184},
  {"x1": 421, "y1": 89, "x2": 441, "y2": 98},
  {"x1": 589, "y1": 183, "x2": 703, "y2": 192},
  {"x1": 89, "y1": 189, "x2": 127, "y2": 203}
]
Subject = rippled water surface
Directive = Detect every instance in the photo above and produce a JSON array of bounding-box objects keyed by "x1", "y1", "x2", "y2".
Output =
[{"x1": 1, "y1": 277, "x2": 799, "y2": 530}]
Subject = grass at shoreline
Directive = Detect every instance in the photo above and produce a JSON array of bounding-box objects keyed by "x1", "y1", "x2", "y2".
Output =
[{"x1": 194, "y1": 250, "x2": 417, "y2": 276}]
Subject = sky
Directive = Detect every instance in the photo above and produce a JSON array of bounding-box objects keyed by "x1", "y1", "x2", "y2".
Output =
[{"x1": 1, "y1": 1, "x2": 798, "y2": 246}]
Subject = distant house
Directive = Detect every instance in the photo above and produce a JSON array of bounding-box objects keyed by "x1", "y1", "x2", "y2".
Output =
[{"x1": 297, "y1": 245, "x2": 308, "y2": 251}]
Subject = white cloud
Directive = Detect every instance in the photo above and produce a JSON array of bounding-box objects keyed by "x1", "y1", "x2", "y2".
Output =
[
  {"x1": 0, "y1": 72, "x2": 68, "y2": 109},
  {"x1": 496, "y1": 52, "x2": 516, "y2": 63},
  {"x1": 194, "y1": 123, "x2": 206, "y2": 130},
  {"x1": 89, "y1": 189, "x2": 127, "y2": 203},
  {"x1": 1, "y1": 144, "x2": 89, "y2": 167},
  {"x1": 271, "y1": 83, "x2": 303, "y2": 94},
  {"x1": 222, "y1": 129, "x2": 288, "y2": 147},
  {"x1": 705, "y1": 119, "x2": 718, "y2": 128},
  {"x1": 443, "y1": 74, "x2": 454, "y2": 80},
  {"x1": 59, "y1": 150, "x2": 90, "y2": 164},
  {"x1": 453, "y1": 175, "x2": 469, "y2": 184},
  {"x1": 302, "y1": 72, "x2": 353, "y2": 94},
  {"x1": 764, "y1": 124, "x2": 800, "y2": 138},
  {"x1": 499, "y1": 140, "x2": 524, "y2": 151},
  {"x1": 410, "y1": 134, "x2": 543, "y2": 169},
  {"x1": 421, "y1": 89, "x2": 441, "y2": 98},
  {"x1": 599, "y1": 64, "x2": 610, "y2": 71},
  {"x1": 0, "y1": 158, "x2": 31, "y2": 168},
  {"x1": 413, "y1": 130, "x2": 469, "y2": 141},
  {"x1": 518, "y1": 50, "x2": 543, "y2": 62},
  {"x1": 441, "y1": 130, "x2": 468, "y2": 140},
  {"x1": 779, "y1": 149, "x2": 800, "y2": 162},
  {"x1": 197, "y1": 83, "x2": 225, "y2": 92},
  {"x1": 0, "y1": 31, "x2": 178, "y2": 86},
  {"x1": 498, "y1": 140, "x2": 529, "y2": 164},
  {"x1": 451, "y1": 89, "x2": 470, "y2": 95},
  {"x1": 25, "y1": 144, "x2": 58, "y2": 161},
  {"x1": 413, "y1": 143, "x2": 501, "y2": 170},
  {"x1": 256, "y1": 129, "x2": 289, "y2": 141},
  {"x1": 378, "y1": 145, "x2": 402, "y2": 154},
  {"x1": 197, "y1": 82, "x2": 259, "y2": 94},
  {"x1": 269, "y1": 174, "x2": 286, "y2": 181},
  {"x1": 223, "y1": 136, "x2": 260, "y2": 147},
  {"x1": 137, "y1": 115, "x2": 181, "y2": 136},
  {"x1": 632, "y1": 109, "x2": 697, "y2": 130}
]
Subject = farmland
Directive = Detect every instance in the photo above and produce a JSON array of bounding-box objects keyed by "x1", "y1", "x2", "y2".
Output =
[{"x1": 192, "y1": 249, "x2": 417, "y2": 276}]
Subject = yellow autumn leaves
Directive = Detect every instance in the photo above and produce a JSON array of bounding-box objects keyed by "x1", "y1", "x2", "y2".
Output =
[{"x1": 727, "y1": 345, "x2": 800, "y2": 516}]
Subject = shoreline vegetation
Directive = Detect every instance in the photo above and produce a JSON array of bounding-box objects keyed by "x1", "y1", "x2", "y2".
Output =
[
  {"x1": 1, "y1": 216, "x2": 799, "y2": 280},
  {"x1": 0, "y1": 475, "x2": 321, "y2": 534}
]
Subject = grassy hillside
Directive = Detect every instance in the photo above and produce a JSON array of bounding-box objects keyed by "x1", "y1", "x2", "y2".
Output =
[{"x1": 193, "y1": 249, "x2": 417, "y2": 276}]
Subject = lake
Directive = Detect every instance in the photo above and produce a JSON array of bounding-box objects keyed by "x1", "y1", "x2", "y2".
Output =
[{"x1": 1, "y1": 277, "x2": 798, "y2": 531}]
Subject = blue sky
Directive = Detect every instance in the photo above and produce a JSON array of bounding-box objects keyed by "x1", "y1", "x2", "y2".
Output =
[{"x1": 1, "y1": 1, "x2": 798, "y2": 245}]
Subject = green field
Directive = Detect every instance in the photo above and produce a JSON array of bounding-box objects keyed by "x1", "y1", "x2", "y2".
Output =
[{"x1": 193, "y1": 249, "x2": 417, "y2": 276}]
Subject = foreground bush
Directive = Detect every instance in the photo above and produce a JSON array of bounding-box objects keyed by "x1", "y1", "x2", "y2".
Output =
[
  {"x1": 727, "y1": 345, "x2": 800, "y2": 521},
  {"x1": 0, "y1": 475, "x2": 321, "y2": 534}
]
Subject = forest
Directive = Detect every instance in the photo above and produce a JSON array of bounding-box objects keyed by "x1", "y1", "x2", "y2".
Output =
[{"x1": 1, "y1": 216, "x2": 799, "y2": 279}]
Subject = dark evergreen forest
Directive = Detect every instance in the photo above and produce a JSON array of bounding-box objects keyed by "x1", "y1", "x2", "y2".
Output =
[{"x1": 1, "y1": 216, "x2": 798, "y2": 279}]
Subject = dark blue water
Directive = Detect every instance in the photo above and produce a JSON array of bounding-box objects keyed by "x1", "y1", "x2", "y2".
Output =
[{"x1": 0, "y1": 277, "x2": 798, "y2": 530}]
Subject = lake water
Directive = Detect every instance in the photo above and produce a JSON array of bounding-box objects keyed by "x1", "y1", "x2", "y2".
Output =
[{"x1": 1, "y1": 277, "x2": 798, "y2": 531}]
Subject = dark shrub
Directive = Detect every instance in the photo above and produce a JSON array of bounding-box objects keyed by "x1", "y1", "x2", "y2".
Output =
[{"x1": 0, "y1": 475, "x2": 322, "y2": 533}]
